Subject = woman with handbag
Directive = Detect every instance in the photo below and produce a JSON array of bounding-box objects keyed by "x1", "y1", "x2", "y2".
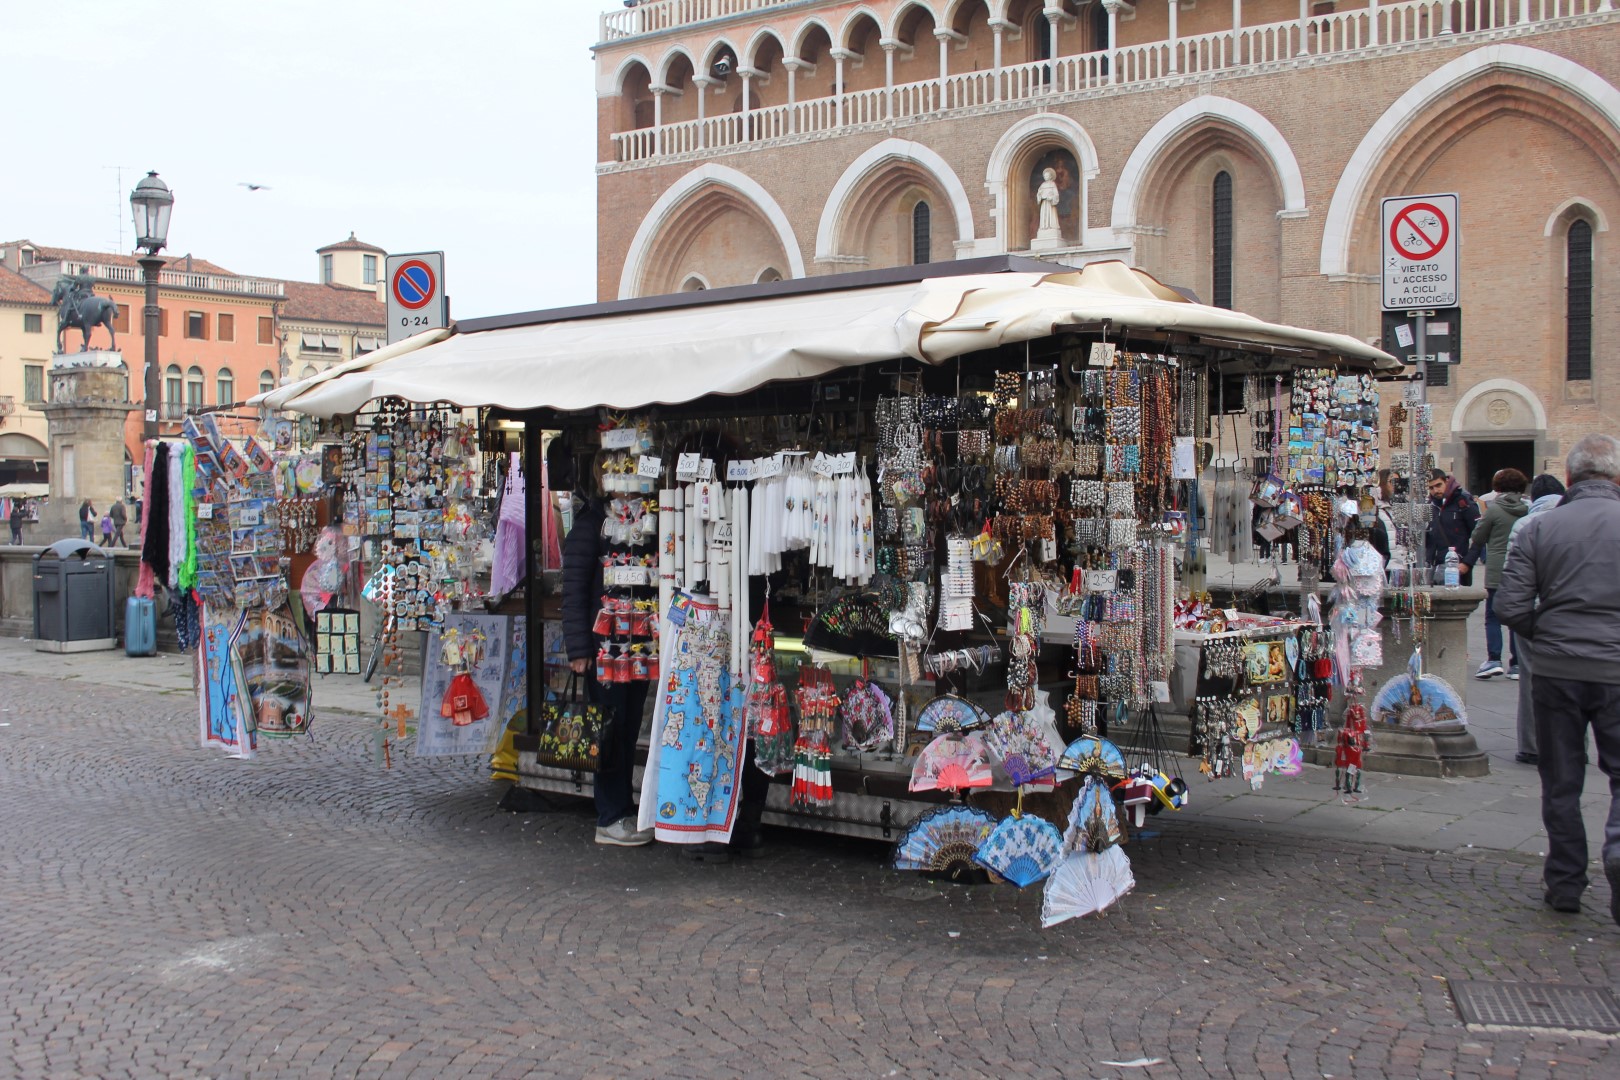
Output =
[{"x1": 562, "y1": 477, "x2": 655, "y2": 847}]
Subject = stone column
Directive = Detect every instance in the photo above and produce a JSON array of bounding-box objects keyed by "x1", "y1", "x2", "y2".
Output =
[
  {"x1": 830, "y1": 49, "x2": 852, "y2": 127},
  {"x1": 38, "y1": 352, "x2": 137, "y2": 544},
  {"x1": 989, "y1": 19, "x2": 1010, "y2": 100},
  {"x1": 1169, "y1": 0, "x2": 1180, "y2": 74}
]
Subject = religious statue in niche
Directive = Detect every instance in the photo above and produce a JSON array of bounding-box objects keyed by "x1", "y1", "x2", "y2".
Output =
[{"x1": 1026, "y1": 147, "x2": 1080, "y2": 247}]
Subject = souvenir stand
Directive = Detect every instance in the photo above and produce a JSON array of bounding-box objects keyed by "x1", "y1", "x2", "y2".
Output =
[{"x1": 259, "y1": 259, "x2": 1396, "y2": 923}]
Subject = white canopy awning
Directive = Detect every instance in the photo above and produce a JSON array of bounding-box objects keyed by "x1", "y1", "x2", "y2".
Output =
[{"x1": 264, "y1": 263, "x2": 1396, "y2": 418}]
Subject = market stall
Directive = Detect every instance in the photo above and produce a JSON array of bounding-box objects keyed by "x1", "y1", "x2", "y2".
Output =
[{"x1": 239, "y1": 256, "x2": 1415, "y2": 923}]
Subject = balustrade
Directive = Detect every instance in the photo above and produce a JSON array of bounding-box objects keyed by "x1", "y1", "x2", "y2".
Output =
[{"x1": 606, "y1": 0, "x2": 1618, "y2": 164}]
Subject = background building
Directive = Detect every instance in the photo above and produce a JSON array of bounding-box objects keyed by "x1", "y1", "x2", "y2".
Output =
[
  {"x1": 278, "y1": 236, "x2": 388, "y2": 385},
  {"x1": 0, "y1": 265, "x2": 53, "y2": 488},
  {"x1": 593, "y1": 0, "x2": 1620, "y2": 492},
  {"x1": 0, "y1": 236, "x2": 385, "y2": 494}
]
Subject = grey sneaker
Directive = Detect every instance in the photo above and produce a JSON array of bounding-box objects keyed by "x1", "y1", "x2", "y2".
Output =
[
  {"x1": 595, "y1": 817, "x2": 654, "y2": 847},
  {"x1": 1475, "y1": 661, "x2": 1504, "y2": 679}
]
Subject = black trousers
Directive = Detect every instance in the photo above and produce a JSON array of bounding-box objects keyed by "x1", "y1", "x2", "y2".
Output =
[
  {"x1": 585, "y1": 674, "x2": 649, "y2": 828},
  {"x1": 1534, "y1": 673, "x2": 1620, "y2": 898}
]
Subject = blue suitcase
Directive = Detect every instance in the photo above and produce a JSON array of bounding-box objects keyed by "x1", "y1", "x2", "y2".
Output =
[{"x1": 125, "y1": 596, "x2": 156, "y2": 657}]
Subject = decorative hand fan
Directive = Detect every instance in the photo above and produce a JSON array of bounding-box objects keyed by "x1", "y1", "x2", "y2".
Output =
[
  {"x1": 1039, "y1": 845, "x2": 1135, "y2": 928},
  {"x1": 985, "y1": 710, "x2": 1059, "y2": 788},
  {"x1": 1064, "y1": 775, "x2": 1122, "y2": 853},
  {"x1": 909, "y1": 732, "x2": 995, "y2": 793},
  {"x1": 915, "y1": 694, "x2": 990, "y2": 734},
  {"x1": 841, "y1": 677, "x2": 894, "y2": 751},
  {"x1": 893, "y1": 804, "x2": 998, "y2": 873},
  {"x1": 973, "y1": 813, "x2": 1064, "y2": 888},
  {"x1": 1058, "y1": 735, "x2": 1127, "y2": 779}
]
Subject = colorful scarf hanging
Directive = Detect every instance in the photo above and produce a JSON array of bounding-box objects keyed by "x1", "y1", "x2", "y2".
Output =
[{"x1": 140, "y1": 442, "x2": 172, "y2": 591}]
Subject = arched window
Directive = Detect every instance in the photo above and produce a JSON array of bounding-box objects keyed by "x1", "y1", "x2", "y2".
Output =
[
  {"x1": 756, "y1": 267, "x2": 783, "y2": 284},
  {"x1": 164, "y1": 364, "x2": 182, "y2": 408},
  {"x1": 680, "y1": 275, "x2": 708, "y2": 292},
  {"x1": 216, "y1": 368, "x2": 234, "y2": 406},
  {"x1": 185, "y1": 366, "x2": 205, "y2": 407},
  {"x1": 301, "y1": 364, "x2": 318, "y2": 380},
  {"x1": 912, "y1": 201, "x2": 932, "y2": 264},
  {"x1": 259, "y1": 369, "x2": 276, "y2": 395},
  {"x1": 1567, "y1": 218, "x2": 1594, "y2": 381},
  {"x1": 1212, "y1": 170, "x2": 1233, "y2": 310}
]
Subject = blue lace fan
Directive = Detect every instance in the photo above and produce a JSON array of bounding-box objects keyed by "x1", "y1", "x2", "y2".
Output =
[
  {"x1": 1058, "y1": 734, "x2": 1127, "y2": 779},
  {"x1": 893, "y1": 804, "x2": 997, "y2": 873},
  {"x1": 914, "y1": 694, "x2": 990, "y2": 734},
  {"x1": 973, "y1": 813, "x2": 1064, "y2": 888}
]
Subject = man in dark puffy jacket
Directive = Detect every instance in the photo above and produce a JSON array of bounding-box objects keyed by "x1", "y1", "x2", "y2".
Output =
[
  {"x1": 1497, "y1": 434, "x2": 1620, "y2": 924},
  {"x1": 1425, "y1": 469, "x2": 1479, "y2": 586}
]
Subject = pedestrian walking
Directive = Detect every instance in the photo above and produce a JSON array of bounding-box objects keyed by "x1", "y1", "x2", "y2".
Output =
[
  {"x1": 8, "y1": 502, "x2": 23, "y2": 545},
  {"x1": 1505, "y1": 474, "x2": 1566, "y2": 765},
  {"x1": 1464, "y1": 468, "x2": 1529, "y2": 679},
  {"x1": 109, "y1": 500, "x2": 128, "y2": 547},
  {"x1": 1496, "y1": 434, "x2": 1620, "y2": 924},
  {"x1": 1424, "y1": 469, "x2": 1479, "y2": 586},
  {"x1": 78, "y1": 499, "x2": 95, "y2": 541},
  {"x1": 99, "y1": 511, "x2": 114, "y2": 548}
]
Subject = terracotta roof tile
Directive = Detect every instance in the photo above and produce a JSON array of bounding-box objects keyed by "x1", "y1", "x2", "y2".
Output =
[
  {"x1": 279, "y1": 280, "x2": 386, "y2": 326},
  {"x1": 33, "y1": 244, "x2": 236, "y2": 276},
  {"x1": 0, "y1": 265, "x2": 50, "y2": 304},
  {"x1": 317, "y1": 233, "x2": 387, "y2": 255}
]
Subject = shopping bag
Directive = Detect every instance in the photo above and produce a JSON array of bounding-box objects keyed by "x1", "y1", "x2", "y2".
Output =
[{"x1": 534, "y1": 676, "x2": 608, "y2": 773}]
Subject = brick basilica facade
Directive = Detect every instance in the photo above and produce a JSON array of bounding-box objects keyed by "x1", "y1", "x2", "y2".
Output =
[{"x1": 592, "y1": 1, "x2": 1620, "y2": 488}]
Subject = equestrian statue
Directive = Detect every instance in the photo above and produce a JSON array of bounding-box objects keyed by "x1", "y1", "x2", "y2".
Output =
[{"x1": 50, "y1": 272, "x2": 119, "y2": 353}]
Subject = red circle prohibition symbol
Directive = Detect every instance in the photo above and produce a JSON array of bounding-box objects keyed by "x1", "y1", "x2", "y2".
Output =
[
  {"x1": 392, "y1": 260, "x2": 436, "y2": 310},
  {"x1": 1389, "y1": 203, "x2": 1449, "y2": 261}
]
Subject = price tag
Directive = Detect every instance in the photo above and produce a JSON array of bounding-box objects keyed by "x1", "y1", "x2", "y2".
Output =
[
  {"x1": 712, "y1": 521, "x2": 734, "y2": 547},
  {"x1": 605, "y1": 566, "x2": 650, "y2": 587},
  {"x1": 1085, "y1": 569, "x2": 1117, "y2": 593},
  {"x1": 637, "y1": 454, "x2": 663, "y2": 479},
  {"x1": 698, "y1": 458, "x2": 715, "y2": 481},
  {"x1": 811, "y1": 452, "x2": 835, "y2": 477},
  {"x1": 1090, "y1": 342, "x2": 1117, "y2": 368},
  {"x1": 756, "y1": 455, "x2": 783, "y2": 479},
  {"x1": 601, "y1": 427, "x2": 637, "y2": 450},
  {"x1": 725, "y1": 459, "x2": 755, "y2": 482},
  {"x1": 1151, "y1": 680, "x2": 1172, "y2": 704},
  {"x1": 833, "y1": 452, "x2": 856, "y2": 475},
  {"x1": 676, "y1": 453, "x2": 700, "y2": 482}
]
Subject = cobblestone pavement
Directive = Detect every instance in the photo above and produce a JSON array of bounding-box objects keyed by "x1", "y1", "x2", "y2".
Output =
[{"x1": 3, "y1": 673, "x2": 1620, "y2": 1079}]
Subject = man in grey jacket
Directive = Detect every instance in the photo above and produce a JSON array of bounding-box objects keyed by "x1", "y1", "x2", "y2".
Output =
[{"x1": 1497, "y1": 434, "x2": 1620, "y2": 923}]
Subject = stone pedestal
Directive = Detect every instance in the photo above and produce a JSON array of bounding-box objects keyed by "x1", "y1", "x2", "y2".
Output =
[
  {"x1": 37, "y1": 353, "x2": 135, "y2": 544},
  {"x1": 1307, "y1": 585, "x2": 1490, "y2": 777},
  {"x1": 1030, "y1": 230, "x2": 1064, "y2": 252},
  {"x1": 1152, "y1": 584, "x2": 1490, "y2": 778}
]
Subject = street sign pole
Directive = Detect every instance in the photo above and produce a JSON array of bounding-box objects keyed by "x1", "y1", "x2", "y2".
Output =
[{"x1": 1415, "y1": 312, "x2": 1427, "y2": 404}]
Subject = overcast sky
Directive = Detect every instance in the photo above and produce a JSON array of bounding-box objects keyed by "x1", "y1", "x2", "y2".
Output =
[{"x1": 3, "y1": 0, "x2": 601, "y2": 318}]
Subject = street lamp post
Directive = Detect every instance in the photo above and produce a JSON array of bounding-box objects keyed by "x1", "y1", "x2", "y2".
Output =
[{"x1": 129, "y1": 171, "x2": 173, "y2": 444}]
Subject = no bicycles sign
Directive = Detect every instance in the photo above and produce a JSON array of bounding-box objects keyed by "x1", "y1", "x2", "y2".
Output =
[{"x1": 1381, "y1": 194, "x2": 1458, "y2": 310}]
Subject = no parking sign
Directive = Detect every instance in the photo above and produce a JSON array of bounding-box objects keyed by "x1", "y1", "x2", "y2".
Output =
[{"x1": 386, "y1": 251, "x2": 447, "y2": 344}]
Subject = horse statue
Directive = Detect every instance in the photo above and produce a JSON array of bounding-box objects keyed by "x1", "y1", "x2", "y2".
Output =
[{"x1": 50, "y1": 273, "x2": 119, "y2": 353}]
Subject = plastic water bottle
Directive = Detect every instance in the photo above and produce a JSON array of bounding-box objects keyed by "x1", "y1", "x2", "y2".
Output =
[{"x1": 1443, "y1": 547, "x2": 1460, "y2": 590}]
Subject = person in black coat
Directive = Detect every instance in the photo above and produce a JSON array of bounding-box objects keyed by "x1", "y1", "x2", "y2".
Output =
[
  {"x1": 561, "y1": 492, "x2": 654, "y2": 847},
  {"x1": 1425, "y1": 468, "x2": 1480, "y2": 585}
]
